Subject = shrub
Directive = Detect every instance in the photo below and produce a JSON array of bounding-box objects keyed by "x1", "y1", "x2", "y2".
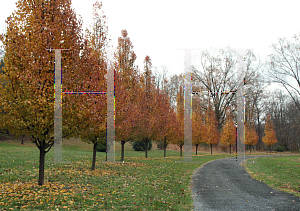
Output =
[
  {"x1": 274, "y1": 145, "x2": 284, "y2": 152},
  {"x1": 132, "y1": 140, "x2": 152, "y2": 151},
  {"x1": 96, "y1": 138, "x2": 107, "y2": 152}
]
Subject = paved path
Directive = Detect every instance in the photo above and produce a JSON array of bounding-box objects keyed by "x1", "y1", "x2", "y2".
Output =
[{"x1": 190, "y1": 156, "x2": 300, "y2": 211}]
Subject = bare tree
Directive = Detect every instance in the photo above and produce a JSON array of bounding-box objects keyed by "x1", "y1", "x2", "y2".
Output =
[
  {"x1": 268, "y1": 34, "x2": 300, "y2": 111},
  {"x1": 264, "y1": 90, "x2": 300, "y2": 152},
  {"x1": 245, "y1": 68, "x2": 268, "y2": 150},
  {"x1": 166, "y1": 73, "x2": 185, "y2": 109},
  {"x1": 192, "y1": 47, "x2": 261, "y2": 130}
]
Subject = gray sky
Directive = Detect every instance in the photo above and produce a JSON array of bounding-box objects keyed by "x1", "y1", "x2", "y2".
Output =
[{"x1": 1, "y1": 0, "x2": 300, "y2": 77}]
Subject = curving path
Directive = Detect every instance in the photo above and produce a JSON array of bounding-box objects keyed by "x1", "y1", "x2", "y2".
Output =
[{"x1": 190, "y1": 156, "x2": 300, "y2": 211}]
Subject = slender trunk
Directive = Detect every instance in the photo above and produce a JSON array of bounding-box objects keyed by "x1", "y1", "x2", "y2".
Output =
[
  {"x1": 38, "y1": 139, "x2": 45, "y2": 186},
  {"x1": 196, "y1": 144, "x2": 198, "y2": 155},
  {"x1": 210, "y1": 144, "x2": 213, "y2": 154},
  {"x1": 91, "y1": 142, "x2": 97, "y2": 170},
  {"x1": 180, "y1": 145, "x2": 183, "y2": 157},
  {"x1": 163, "y1": 142, "x2": 167, "y2": 157},
  {"x1": 121, "y1": 141, "x2": 125, "y2": 162},
  {"x1": 229, "y1": 144, "x2": 231, "y2": 154},
  {"x1": 250, "y1": 145, "x2": 252, "y2": 153},
  {"x1": 145, "y1": 138, "x2": 149, "y2": 158},
  {"x1": 269, "y1": 145, "x2": 271, "y2": 153},
  {"x1": 21, "y1": 135, "x2": 24, "y2": 145}
]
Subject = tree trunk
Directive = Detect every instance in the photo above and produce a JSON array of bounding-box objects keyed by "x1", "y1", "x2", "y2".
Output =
[
  {"x1": 196, "y1": 144, "x2": 198, "y2": 155},
  {"x1": 257, "y1": 113, "x2": 261, "y2": 150},
  {"x1": 91, "y1": 142, "x2": 97, "y2": 170},
  {"x1": 269, "y1": 145, "x2": 271, "y2": 153},
  {"x1": 229, "y1": 144, "x2": 231, "y2": 154},
  {"x1": 145, "y1": 138, "x2": 149, "y2": 158},
  {"x1": 163, "y1": 142, "x2": 167, "y2": 157},
  {"x1": 250, "y1": 145, "x2": 252, "y2": 153},
  {"x1": 180, "y1": 145, "x2": 183, "y2": 157},
  {"x1": 21, "y1": 135, "x2": 24, "y2": 145},
  {"x1": 210, "y1": 144, "x2": 213, "y2": 154},
  {"x1": 121, "y1": 140, "x2": 126, "y2": 162},
  {"x1": 38, "y1": 139, "x2": 45, "y2": 186}
]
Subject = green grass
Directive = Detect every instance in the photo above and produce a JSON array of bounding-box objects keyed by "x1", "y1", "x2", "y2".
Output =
[
  {"x1": 0, "y1": 138, "x2": 234, "y2": 211},
  {"x1": 243, "y1": 155, "x2": 300, "y2": 198}
]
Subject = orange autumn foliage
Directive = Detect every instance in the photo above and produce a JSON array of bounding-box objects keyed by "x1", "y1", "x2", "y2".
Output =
[
  {"x1": 69, "y1": 1, "x2": 108, "y2": 170},
  {"x1": 133, "y1": 56, "x2": 163, "y2": 158},
  {"x1": 205, "y1": 105, "x2": 220, "y2": 154},
  {"x1": 263, "y1": 115, "x2": 277, "y2": 150},
  {"x1": 114, "y1": 30, "x2": 141, "y2": 161},
  {"x1": 245, "y1": 122, "x2": 259, "y2": 150},
  {"x1": 192, "y1": 103, "x2": 207, "y2": 155},
  {"x1": 220, "y1": 115, "x2": 235, "y2": 153},
  {"x1": 0, "y1": 0, "x2": 83, "y2": 185}
]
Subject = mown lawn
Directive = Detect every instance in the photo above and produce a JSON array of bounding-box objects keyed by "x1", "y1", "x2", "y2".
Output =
[
  {"x1": 0, "y1": 138, "x2": 234, "y2": 211},
  {"x1": 243, "y1": 155, "x2": 300, "y2": 198}
]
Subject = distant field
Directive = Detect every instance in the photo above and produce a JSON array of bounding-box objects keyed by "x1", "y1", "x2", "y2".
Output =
[{"x1": 243, "y1": 155, "x2": 300, "y2": 198}]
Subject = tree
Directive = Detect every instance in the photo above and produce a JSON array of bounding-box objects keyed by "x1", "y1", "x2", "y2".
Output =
[
  {"x1": 0, "y1": 0, "x2": 83, "y2": 185},
  {"x1": 205, "y1": 105, "x2": 220, "y2": 154},
  {"x1": 244, "y1": 67, "x2": 267, "y2": 150},
  {"x1": 133, "y1": 56, "x2": 162, "y2": 158},
  {"x1": 220, "y1": 115, "x2": 235, "y2": 154},
  {"x1": 150, "y1": 69, "x2": 178, "y2": 157},
  {"x1": 268, "y1": 35, "x2": 300, "y2": 111},
  {"x1": 192, "y1": 48, "x2": 261, "y2": 130},
  {"x1": 115, "y1": 71, "x2": 141, "y2": 161},
  {"x1": 173, "y1": 85, "x2": 185, "y2": 157},
  {"x1": 155, "y1": 89, "x2": 177, "y2": 157},
  {"x1": 167, "y1": 73, "x2": 185, "y2": 109},
  {"x1": 114, "y1": 30, "x2": 141, "y2": 161},
  {"x1": 72, "y1": 1, "x2": 108, "y2": 170},
  {"x1": 245, "y1": 122, "x2": 259, "y2": 153},
  {"x1": 192, "y1": 98, "x2": 207, "y2": 155},
  {"x1": 115, "y1": 30, "x2": 138, "y2": 94},
  {"x1": 262, "y1": 115, "x2": 278, "y2": 152},
  {"x1": 264, "y1": 90, "x2": 300, "y2": 152}
]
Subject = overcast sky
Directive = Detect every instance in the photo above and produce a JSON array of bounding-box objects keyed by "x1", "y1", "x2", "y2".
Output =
[{"x1": 1, "y1": 0, "x2": 300, "y2": 77}]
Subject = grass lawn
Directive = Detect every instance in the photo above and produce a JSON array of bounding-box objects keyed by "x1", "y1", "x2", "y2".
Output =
[
  {"x1": 0, "y1": 138, "x2": 235, "y2": 211},
  {"x1": 243, "y1": 155, "x2": 300, "y2": 198}
]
